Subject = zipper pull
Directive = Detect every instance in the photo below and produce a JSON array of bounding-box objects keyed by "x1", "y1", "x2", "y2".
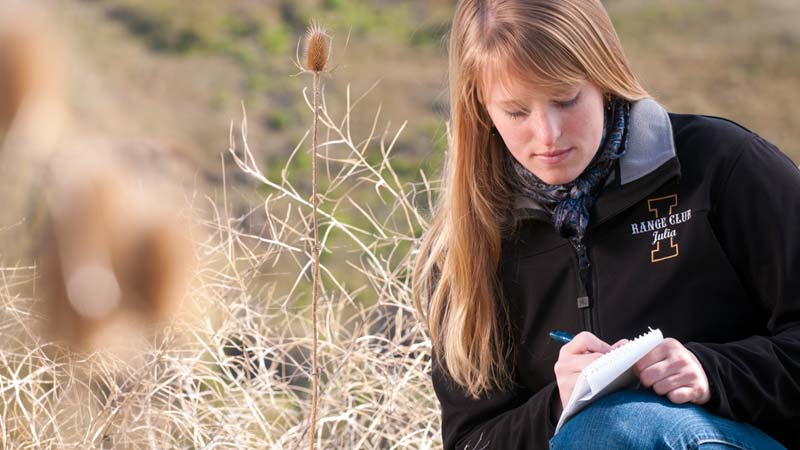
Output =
[
  {"x1": 574, "y1": 243, "x2": 591, "y2": 269},
  {"x1": 572, "y1": 240, "x2": 592, "y2": 310}
]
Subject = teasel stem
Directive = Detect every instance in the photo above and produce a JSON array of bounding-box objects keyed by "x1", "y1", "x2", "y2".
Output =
[
  {"x1": 304, "y1": 22, "x2": 329, "y2": 450},
  {"x1": 309, "y1": 68, "x2": 320, "y2": 450}
]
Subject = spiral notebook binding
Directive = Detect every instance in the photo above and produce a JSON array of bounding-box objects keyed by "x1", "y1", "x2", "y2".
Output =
[{"x1": 584, "y1": 328, "x2": 658, "y2": 375}]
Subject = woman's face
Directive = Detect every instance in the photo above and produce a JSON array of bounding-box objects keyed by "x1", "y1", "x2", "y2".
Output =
[{"x1": 484, "y1": 77, "x2": 606, "y2": 185}]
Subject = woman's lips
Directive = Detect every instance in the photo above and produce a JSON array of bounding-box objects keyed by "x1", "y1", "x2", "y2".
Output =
[{"x1": 534, "y1": 147, "x2": 573, "y2": 165}]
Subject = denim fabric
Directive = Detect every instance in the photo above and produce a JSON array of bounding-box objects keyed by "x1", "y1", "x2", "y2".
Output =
[{"x1": 549, "y1": 389, "x2": 786, "y2": 450}]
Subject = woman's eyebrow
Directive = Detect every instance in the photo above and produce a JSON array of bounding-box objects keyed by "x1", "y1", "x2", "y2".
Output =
[
  {"x1": 498, "y1": 98, "x2": 528, "y2": 109},
  {"x1": 494, "y1": 89, "x2": 578, "y2": 108}
]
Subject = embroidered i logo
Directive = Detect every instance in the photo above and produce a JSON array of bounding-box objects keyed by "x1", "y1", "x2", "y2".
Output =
[{"x1": 647, "y1": 194, "x2": 679, "y2": 262}]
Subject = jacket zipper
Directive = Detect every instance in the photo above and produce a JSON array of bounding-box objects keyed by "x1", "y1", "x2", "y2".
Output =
[{"x1": 572, "y1": 241, "x2": 595, "y2": 334}]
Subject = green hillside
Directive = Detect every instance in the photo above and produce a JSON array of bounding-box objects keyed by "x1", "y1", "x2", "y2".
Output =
[{"x1": 52, "y1": 0, "x2": 799, "y2": 178}]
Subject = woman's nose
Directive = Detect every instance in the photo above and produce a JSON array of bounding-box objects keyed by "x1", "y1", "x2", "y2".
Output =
[{"x1": 530, "y1": 110, "x2": 562, "y2": 148}]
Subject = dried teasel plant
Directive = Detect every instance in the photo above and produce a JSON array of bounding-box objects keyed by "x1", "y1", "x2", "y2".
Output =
[
  {"x1": 305, "y1": 23, "x2": 331, "y2": 74},
  {"x1": 301, "y1": 21, "x2": 331, "y2": 450}
]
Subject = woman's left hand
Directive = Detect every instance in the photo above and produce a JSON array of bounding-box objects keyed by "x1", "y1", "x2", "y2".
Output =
[{"x1": 633, "y1": 338, "x2": 711, "y2": 405}]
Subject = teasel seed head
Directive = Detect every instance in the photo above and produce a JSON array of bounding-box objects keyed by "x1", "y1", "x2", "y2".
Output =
[{"x1": 304, "y1": 22, "x2": 330, "y2": 73}]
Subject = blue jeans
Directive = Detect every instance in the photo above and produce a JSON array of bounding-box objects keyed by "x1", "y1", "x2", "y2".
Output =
[{"x1": 549, "y1": 389, "x2": 786, "y2": 450}]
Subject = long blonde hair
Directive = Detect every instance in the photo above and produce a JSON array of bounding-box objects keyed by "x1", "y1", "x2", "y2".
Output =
[{"x1": 413, "y1": 0, "x2": 649, "y2": 398}]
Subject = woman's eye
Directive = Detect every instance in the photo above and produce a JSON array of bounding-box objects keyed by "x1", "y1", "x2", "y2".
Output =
[
  {"x1": 506, "y1": 111, "x2": 527, "y2": 119},
  {"x1": 555, "y1": 93, "x2": 580, "y2": 108}
]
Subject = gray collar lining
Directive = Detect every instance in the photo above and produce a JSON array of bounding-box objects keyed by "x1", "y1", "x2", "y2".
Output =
[{"x1": 620, "y1": 98, "x2": 676, "y2": 184}]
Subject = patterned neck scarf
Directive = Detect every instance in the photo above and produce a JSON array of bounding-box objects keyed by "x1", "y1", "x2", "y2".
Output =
[{"x1": 506, "y1": 96, "x2": 630, "y2": 246}]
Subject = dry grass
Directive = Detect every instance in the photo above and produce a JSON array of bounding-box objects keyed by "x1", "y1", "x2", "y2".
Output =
[{"x1": 0, "y1": 72, "x2": 439, "y2": 448}]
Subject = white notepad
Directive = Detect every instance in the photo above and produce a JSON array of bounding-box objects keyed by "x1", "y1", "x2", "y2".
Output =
[{"x1": 554, "y1": 328, "x2": 664, "y2": 434}]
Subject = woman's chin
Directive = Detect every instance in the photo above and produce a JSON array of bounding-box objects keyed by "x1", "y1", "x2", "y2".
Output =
[
  {"x1": 521, "y1": 155, "x2": 587, "y2": 185},
  {"x1": 531, "y1": 169, "x2": 580, "y2": 186}
]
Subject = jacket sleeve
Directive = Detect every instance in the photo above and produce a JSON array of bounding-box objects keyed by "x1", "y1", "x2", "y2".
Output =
[
  {"x1": 432, "y1": 350, "x2": 560, "y2": 450},
  {"x1": 686, "y1": 133, "x2": 800, "y2": 426}
]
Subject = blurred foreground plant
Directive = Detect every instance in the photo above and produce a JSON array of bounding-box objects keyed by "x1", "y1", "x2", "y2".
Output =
[{"x1": 37, "y1": 153, "x2": 193, "y2": 355}]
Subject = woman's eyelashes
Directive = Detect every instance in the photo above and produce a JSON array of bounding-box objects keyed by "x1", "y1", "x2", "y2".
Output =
[
  {"x1": 503, "y1": 93, "x2": 581, "y2": 119},
  {"x1": 506, "y1": 110, "x2": 527, "y2": 119},
  {"x1": 555, "y1": 92, "x2": 581, "y2": 108}
]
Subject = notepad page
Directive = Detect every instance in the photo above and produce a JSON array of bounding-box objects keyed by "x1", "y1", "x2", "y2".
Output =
[{"x1": 584, "y1": 328, "x2": 663, "y2": 393}]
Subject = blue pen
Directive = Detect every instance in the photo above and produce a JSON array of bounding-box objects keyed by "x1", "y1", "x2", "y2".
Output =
[{"x1": 549, "y1": 330, "x2": 575, "y2": 345}]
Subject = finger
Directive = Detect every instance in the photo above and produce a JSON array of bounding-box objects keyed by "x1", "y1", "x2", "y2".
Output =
[
  {"x1": 652, "y1": 372, "x2": 693, "y2": 396},
  {"x1": 637, "y1": 354, "x2": 695, "y2": 388},
  {"x1": 634, "y1": 350, "x2": 667, "y2": 376},
  {"x1": 634, "y1": 342, "x2": 670, "y2": 370},
  {"x1": 637, "y1": 359, "x2": 676, "y2": 388},
  {"x1": 634, "y1": 339, "x2": 681, "y2": 373},
  {"x1": 564, "y1": 331, "x2": 612, "y2": 355},
  {"x1": 666, "y1": 386, "x2": 695, "y2": 404}
]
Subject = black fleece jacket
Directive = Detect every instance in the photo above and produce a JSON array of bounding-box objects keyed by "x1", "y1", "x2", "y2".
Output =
[{"x1": 432, "y1": 99, "x2": 800, "y2": 450}]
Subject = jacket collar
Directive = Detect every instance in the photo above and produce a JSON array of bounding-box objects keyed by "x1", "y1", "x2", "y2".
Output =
[
  {"x1": 513, "y1": 98, "x2": 681, "y2": 224},
  {"x1": 619, "y1": 98, "x2": 677, "y2": 184}
]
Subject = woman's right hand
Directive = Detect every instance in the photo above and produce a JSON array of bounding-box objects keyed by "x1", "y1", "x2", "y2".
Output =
[{"x1": 553, "y1": 331, "x2": 615, "y2": 409}]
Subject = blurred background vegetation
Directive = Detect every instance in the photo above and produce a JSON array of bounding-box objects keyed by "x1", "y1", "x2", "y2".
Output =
[{"x1": 51, "y1": 0, "x2": 800, "y2": 178}]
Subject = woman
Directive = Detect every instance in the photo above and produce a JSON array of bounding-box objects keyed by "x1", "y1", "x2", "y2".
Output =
[{"x1": 412, "y1": 0, "x2": 800, "y2": 449}]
